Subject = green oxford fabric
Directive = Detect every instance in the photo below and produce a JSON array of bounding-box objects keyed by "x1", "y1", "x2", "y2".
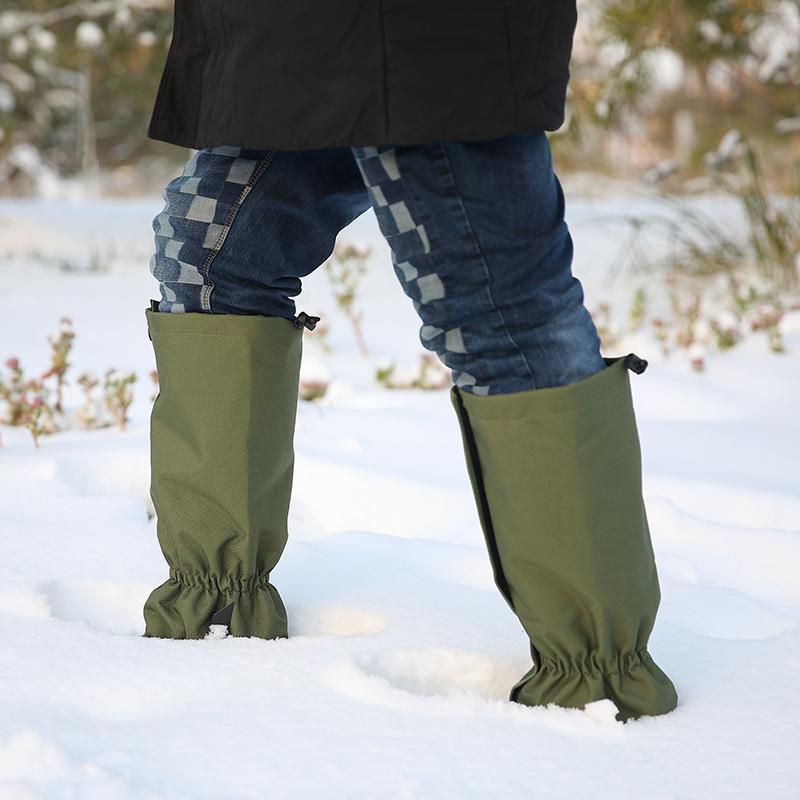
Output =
[
  {"x1": 143, "y1": 308, "x2": 302, "y2": 639},
  {"x1": 451, "y1": 355, "x2": 678, "y2": 721}
]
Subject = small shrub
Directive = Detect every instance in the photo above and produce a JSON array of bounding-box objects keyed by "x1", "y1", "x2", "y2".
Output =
[
  {"x1": 749, "y1": 304, "x2": 785, "y2": 353},
  {"x1": 324, "y1": 241, "x2": 371, "y2": 356},
  {"x1": 628, "y1": 287, "x2": 648, "y2": 332},
  {"x1": 299, "y1": 379, "x2": 329, "y2": 402},
  {"x1": 1, "y1": 321, "x2": 143, "y2": 445},
  {"x1": 709, "y1": 312, "x2": 741, "y2": 351},
  {"x1": 668, "y1": 287, "x2": 702, "y2": 351},
  {"x1": 42, "y1": 317, "x2": 75, "y2": 414},
  {"x1": 0, "y1": 357, "x2": 28, "y2": 425},
  {"x1": 375, "y1": 352, "x2": 450, "y2": 391},
  {"x1": 304, "y1": 314, "x2": 331, "y2": 353},
  {"x1": 19, "y1": 380, "x2": 56, "y2": 447},
  {"x1": 590, "y1": 302, "x2": 621, "y2": 351},
  {"x1": 0, "y1": 358, "x2": 58, "y2": 444},
  {"x1": 103, "y1": 370, "x2": 137, "y2": 431},
  {"x1": 688, "y1": 344, "x2": 706, "y2": 374},
  {"x1": 76, "y1": 372, "x2": 103, "y2": 429}
]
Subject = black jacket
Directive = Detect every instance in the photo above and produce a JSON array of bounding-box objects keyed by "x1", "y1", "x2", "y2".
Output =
[{"x1": 148, "y1": 0, "x2": 577, "y2": 151}]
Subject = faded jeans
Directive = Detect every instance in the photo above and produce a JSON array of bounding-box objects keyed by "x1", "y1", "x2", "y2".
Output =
[{"x1": 149, "y1": 131, "x2": 605, "y2": 395}]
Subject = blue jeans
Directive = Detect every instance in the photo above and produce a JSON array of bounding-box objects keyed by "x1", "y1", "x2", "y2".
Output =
[{"x1": 150, "y1": 132, "x2": 604, "y2": 394}]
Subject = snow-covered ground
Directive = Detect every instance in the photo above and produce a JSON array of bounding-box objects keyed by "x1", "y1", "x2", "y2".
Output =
[{"x1": 1, "y1": 196, "x2": 799, "y2": 799}]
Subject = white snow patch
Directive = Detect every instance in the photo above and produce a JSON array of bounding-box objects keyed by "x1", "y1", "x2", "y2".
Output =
[{"x1": 0, "y1": 197, "x2": 798, "y2": 799}]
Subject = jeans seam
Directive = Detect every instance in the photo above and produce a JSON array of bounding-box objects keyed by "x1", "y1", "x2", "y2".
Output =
[
  {"x1": 438, "y1": 140, "x2": 538, "y2": 389},
  {"x1": 200, "y1": 150, "x2": 277, "y2": 312}
]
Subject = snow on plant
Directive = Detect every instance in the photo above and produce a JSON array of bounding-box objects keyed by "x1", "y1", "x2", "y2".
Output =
[
  {"x1": 660, "y1": 278, "x2": 787, "y2": 363},
  {"x1": 0, "y1": 0, "x2": 173, "y2": 188},
  {"x1": 76, "y1": 371, "x2": 101, "y2": 429},
  {"x1": 747, "y1": 303, "x2": 785, "y2": 354},
  {"x1": 659, "y1": 126, "x2": 799, "y2": 291},
  {"x1": 324, "y1": 241, "x2": 371, "y2": 357},
  {"x1": 103, "y1": 369, "x2": 136, "y2": 431},
  {"x1": 596, "y1": 0, "x2": 799, "y2": 117},
  {"x1": 702, "y1": 131, "x2": 799, "y2": 291},
  {"x1": 561, "y1": 0, "x2": 799, "y2": 181},
  {"x1": 709, "y1": 310, "x2": 742, "y2": 352},
  {"x1": 42, "y1": 316, "x2": 74, "y2": 414},
  {"x1": 594, "y1": 267, "x2": 791, "y2": 369},
  {"x1": 75, "y1": 21, "x2": 104, "y2": 50},
  {"x1": 603, "y1": 128, "x2": 799, "y2": 364}
]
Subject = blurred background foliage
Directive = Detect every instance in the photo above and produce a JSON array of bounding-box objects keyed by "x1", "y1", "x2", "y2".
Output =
[
  {"x1": 0, "y1": 0, "x2": 175, "y2": 192},
  {"x1": 562, "y1": 0, "x2": 800, "y2": 182},
  {"x1": 0, "y1": 0, "x2": 798, "y2": 194}
]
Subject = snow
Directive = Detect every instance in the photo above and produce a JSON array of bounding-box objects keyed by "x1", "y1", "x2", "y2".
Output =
[
  {"x1": 75, "y1": 21, "x2": 105, "y2": 50},
  {"x1": 1, "y1": 196, "x2": 799, "y2": 799},
  {"x1": 29, "y1": 27, "x2": 56, "y2": 54}
]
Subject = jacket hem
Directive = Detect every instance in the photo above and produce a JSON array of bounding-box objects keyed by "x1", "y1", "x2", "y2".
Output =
[{"x1": 147, "y1": 108, "x2": 566, "y2": 152}]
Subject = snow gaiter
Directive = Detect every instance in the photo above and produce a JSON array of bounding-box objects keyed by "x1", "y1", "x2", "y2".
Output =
[
  {"x1": 451, "y1": 355, "x2": 678, "y2": 721},
  {"x1": 143, "y1": 304, "x2": 303, "y2": 639}
]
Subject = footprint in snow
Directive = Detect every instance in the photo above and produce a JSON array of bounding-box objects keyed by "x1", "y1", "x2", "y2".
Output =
[
  {"x1": 287, "y1": 605, "x2": 388, "y2": 638},
  {"x1": 353, "y1": 646, "x2": 522, "y2": 701},
  {"x1": 38, "y1": 580, "x2": 148, "y2": 635},
  {"x1": 35, "y1": 582, "x2": 388, "y2": 641}
]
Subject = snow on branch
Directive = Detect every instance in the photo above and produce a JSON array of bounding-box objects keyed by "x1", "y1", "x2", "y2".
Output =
[{"x1": 0, "y1": 0, "x2": 170, "y2": 37}]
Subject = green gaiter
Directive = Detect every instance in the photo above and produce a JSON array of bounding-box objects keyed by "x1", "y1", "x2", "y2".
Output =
[
  {"x1": 143, "y1": 307, "x2": 302, "y2": 640},
  {"x1": 451, "y1": 355, "x2": 678, "y2": 721}
]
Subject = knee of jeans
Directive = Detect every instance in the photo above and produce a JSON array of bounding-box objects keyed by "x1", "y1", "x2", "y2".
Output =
[
  {"x1": 525, "y1": 300, "x2": 606, "y2": 388},
  {"x1": 423, "y1": 287, "x2": 604, "y2": 394}
]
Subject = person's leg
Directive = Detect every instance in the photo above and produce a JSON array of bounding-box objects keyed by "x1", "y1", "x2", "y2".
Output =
[
  {"x1": 151, "y1": 145, "x2": 370, "y2": 317},
  {"x1": 353, "y1": 133, "x2": 677, "y2": 720},
  {"x1": 144, "y1": 146, "x2": 370, "y2": 639},
  {"x1": 352, "y1": 132, "x2": 605, "y2": 395}
]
